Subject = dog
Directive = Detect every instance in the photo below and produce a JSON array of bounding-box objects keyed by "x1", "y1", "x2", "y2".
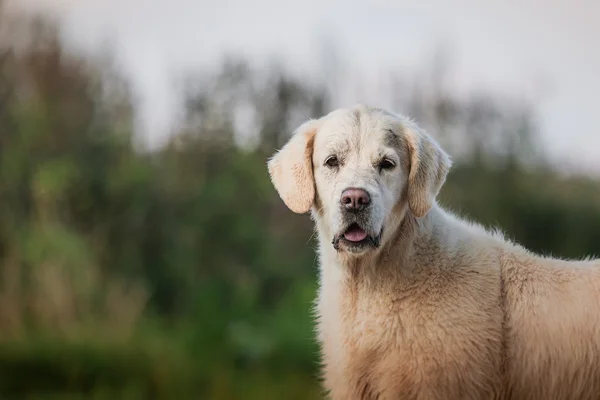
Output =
[{"x1": 267, "y1": 104, "x2": 600, "y2": 400}]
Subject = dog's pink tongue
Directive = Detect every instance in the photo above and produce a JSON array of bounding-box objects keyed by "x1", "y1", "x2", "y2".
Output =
[{"x1": 344, "y1": 225, "x2": 367, "y2": 242}]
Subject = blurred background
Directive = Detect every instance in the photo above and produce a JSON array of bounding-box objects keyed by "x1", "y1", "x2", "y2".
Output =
[{"x1": 0, "y1": 0, "x2": 599, "y2": 399}]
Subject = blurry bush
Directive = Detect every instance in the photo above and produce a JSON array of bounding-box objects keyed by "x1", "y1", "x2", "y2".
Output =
[{"x1": 1, "y1": 6, "x2": 600, "y2": 400}]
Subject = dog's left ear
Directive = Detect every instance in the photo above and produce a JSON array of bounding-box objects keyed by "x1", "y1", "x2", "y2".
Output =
[
  {"x1": 405, "y1": 126, "x2": 452, "y2": 218},
  {"x1": 267, "y1": 119, "x2": 319, "y2": 214}
]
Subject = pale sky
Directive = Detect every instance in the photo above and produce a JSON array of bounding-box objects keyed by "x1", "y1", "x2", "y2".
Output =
[{"x1": 9, "y1": 0, "x2": 600, "y2": 174}]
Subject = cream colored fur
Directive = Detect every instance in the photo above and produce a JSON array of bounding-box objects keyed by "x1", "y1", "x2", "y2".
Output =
[{"x1": 267, "y1": 104, "x2": 600, "y2": 400}]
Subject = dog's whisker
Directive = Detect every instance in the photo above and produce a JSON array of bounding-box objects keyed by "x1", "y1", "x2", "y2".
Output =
[{"x1": 306, "y1": 230, "x2": 318, "y2": 244}]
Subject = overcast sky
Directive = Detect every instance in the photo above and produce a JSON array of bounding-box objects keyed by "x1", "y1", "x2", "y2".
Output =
[{"x1": 9, "y1": 0, "x2": 600, "y2": 174}]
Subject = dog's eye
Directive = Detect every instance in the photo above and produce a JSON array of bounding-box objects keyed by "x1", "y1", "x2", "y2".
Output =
[
  {"x1": 379, "y1": 159, "x2": 395, "y2": 171},
  {"x1": 325, "y1": 156, "x2": 339, "y2": 168}
]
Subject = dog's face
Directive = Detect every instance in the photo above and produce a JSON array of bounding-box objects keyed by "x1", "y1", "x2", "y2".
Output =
[
  {"x1": 311, "y1": 109, "x2": 409, "y2": 254},
  {"x1": 268, "y1": 105, "x2": 451, "y2": 256}
]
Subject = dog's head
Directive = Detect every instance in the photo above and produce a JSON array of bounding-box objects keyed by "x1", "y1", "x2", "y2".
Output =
[{"x1": 268, "y1": 105, "x2": 451, "y2": 256}]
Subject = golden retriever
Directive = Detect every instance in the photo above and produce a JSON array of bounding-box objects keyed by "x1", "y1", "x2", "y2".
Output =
[{"x1": 267, "y1": 104, "x2": 600, "y2": 400}]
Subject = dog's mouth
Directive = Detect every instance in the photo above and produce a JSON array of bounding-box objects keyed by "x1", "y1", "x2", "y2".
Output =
[
  {"x1": 344, "y1": 224, "x2": 368, "y2": 242},
  {"x1": 332, "y1": 223, "x2": 382, "y2": 253}
]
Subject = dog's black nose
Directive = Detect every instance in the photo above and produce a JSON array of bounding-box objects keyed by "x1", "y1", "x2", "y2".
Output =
[{"x1": 340, "y1": 188, "x2": 370, "y2": 212}]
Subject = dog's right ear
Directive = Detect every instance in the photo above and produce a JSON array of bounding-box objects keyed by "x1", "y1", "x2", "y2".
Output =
[{"x1": 267, "y1": 119, "x2": 319, "y2": 214}]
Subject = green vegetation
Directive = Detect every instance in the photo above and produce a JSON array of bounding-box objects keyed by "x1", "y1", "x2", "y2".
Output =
[{"x1": 1, "y1": 11, "x2": 600, "y2": 400}]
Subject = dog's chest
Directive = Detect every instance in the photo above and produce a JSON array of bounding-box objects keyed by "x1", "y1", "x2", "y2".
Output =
[{"x1": 317, "y1": 276, "x2": 504, "y2": 399}]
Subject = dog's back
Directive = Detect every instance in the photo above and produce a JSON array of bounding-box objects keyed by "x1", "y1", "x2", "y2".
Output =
[{"x1": 502, "y1": 250, "x2": 600, "y2": 399}]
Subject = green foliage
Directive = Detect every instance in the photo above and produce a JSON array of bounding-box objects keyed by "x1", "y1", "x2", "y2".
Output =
[{"x1": 1, "y1": 11, "x2": 600, "y2": 400}]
